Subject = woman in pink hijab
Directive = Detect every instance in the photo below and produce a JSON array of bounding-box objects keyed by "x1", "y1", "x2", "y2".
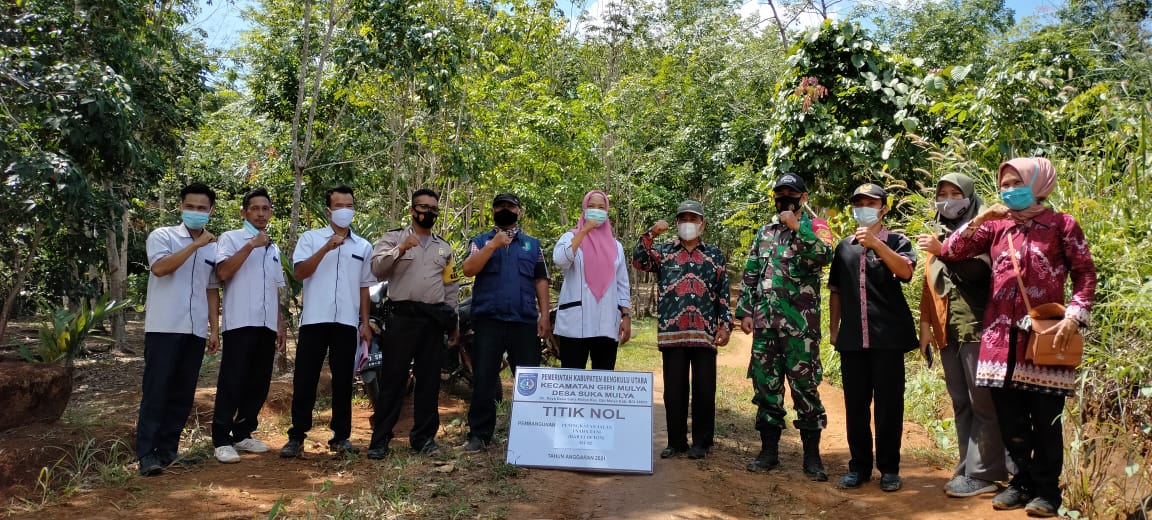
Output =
[
  {"x1": 551, "y1": 190, "x2": 632, "y2": 369},
  {"x1": 941, "y1": 157, "x2": 1096, "y2": 517}
]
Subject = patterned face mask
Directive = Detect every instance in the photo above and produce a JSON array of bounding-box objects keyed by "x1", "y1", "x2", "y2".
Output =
[{"x1": 935, "y1": 197, "x2": 970, "y2": 220}]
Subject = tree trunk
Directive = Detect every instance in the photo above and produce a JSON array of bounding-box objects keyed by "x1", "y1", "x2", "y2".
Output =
[
  {"x1": 287, "y1": 0, "x2": 315, "y2": 249},
  {"x1": 109, "y1": 211, "x2": 130, "y2": 347},
  {"x1": 0, "y1": 221, "x2": 44, "y2": 342}
]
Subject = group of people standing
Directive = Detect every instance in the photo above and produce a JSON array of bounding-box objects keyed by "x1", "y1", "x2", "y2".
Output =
[{"x1": 136, "y1": 155, "x2": 1094, "y2": 518}]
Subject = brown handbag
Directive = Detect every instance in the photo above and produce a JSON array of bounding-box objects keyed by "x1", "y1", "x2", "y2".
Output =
[{"x1": 1007, "y1": 235, "x2": 1084, "y2": 367}]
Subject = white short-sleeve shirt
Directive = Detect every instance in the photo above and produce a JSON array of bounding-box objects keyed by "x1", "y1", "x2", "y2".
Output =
[
  {"x1": 217, "y1": 228, "x2": 286, "y2": 332},
  {"x1": 292, "y1": 226, "x2": 377, "y2": 327},
  {"x1": 145, "y1": 224, "x2": 221, "y2": 338}
]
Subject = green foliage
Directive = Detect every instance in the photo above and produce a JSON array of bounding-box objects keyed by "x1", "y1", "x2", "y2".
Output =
[
  {"x1": 23, "y1": 295, "x2": 133, "y2": 365},
  {"x1": 764, "y1": 21, "x2": 935, "y2": 204}
]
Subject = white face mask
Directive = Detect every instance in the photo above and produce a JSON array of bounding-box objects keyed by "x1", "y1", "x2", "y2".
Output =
[
  {"x1": 329, "y1": 208, "x2": 355, "y2": 228},
  {"x1": 677, "y1": 222, "x2": 700, "y2": 241}
]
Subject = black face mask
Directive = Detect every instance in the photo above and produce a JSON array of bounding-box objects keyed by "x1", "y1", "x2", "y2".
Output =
[
  {"x1": 493, "y1": 208, "x2": 519, "y2": 227},
  {"x1": 413, "y1": 209, "x2": 437, "y2": 229},
  {"x1": 774, "y1": 196, "x2": 801, "y2": 213}
]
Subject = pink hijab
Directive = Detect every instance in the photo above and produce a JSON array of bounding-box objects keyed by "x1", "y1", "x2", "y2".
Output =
[
  {"x1": 571, "y1": 190, "x2": 617, "y2": 301},
  {"x1": 999, "y1": 157, "x2": 1056, "y2": 223}
]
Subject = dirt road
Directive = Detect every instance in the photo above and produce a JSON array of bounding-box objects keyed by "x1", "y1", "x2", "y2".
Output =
[{"x1": 2, "y1": 328, "x2": 1030, "y2": 519}]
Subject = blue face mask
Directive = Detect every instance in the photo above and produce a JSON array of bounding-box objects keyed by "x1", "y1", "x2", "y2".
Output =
[
  {"x1": 584, "y1": 208, "x2": 608, "y2": 224},
  {"x1": 1001, "y1": 163, "x2": 1039, "y2": 211},
  {"x1": 852, "y1": 206, "x2": 880, "y2": 226},
  {"x1": 243, "y1": 220, "x2": 260, "y2": 235},
  {"x1": 182, "y1": 210, "x2": 210, "y2": 230}
]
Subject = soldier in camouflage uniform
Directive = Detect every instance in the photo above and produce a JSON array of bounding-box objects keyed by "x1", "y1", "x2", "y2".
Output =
[{"x1": 736, "y1": 174, "x2": 834, "y2": 481}]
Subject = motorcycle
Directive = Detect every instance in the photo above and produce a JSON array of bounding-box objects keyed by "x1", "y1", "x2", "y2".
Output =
[
  {"x1": 359, "y1": 281, "x2": 474, "y2": 400},
  {"x1": 358, "y1": 281, "x2": 558, "y2": 401}
]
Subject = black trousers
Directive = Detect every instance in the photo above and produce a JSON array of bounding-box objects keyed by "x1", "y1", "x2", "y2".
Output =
[
  {"x1": 556, "y1": 335, "x2": 618, "y2": 370},
  {"x1": 287, "y1": 323, "x2": 357, "y2": 442},
  {"x1": 467, "y1": 318, "x2": 539, "y2": 442},
  {"x1": 137, "y1": 332, "x2": 206, "y2": 460},
  {"x1": 369, "y1": 308, "x2": 446, "y2": 450},
  {"x1": 840, "y1": 349, "x2": 906, "y2": 475},
  {"x1": 991, "y1": 386, "x2": 1066, "y2": 505},
  {"x1": 212, "y1": 326, "x2": 277, "y2": 447},
  {"x1": 661, "y1": 347, "x2": 717, "y2": 450}
]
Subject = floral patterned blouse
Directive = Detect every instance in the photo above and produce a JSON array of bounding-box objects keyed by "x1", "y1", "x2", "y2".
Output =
[{"x1": 941, "y1": 208, "x2": 1097, "y2": 396}]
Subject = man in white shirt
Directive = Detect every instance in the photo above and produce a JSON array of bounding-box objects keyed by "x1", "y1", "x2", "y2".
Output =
[
  {"x1": 211, "y1": 188, "x2": 287, "y2": 463},
  {"x1": 137, "y1": 182, "x2": 221, "y2": 476},
  {"x1": 281, "y1": 185, "x2": 376, "y2": 458}
]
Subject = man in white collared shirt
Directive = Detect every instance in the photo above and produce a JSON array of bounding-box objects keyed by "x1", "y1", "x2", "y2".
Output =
[
  {"x1": 211, "y1": 188, "x2": 287, "y2": 464},
  {"x1": 281, "y1": 185, "x2": 376, "y2": 458},
  {"x1": 137, "y1": 183, "x2": 221, "y2": 477}
]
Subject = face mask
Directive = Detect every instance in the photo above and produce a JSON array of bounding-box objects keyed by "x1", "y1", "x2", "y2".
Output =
[
  {"x1": 584, "y1": 208, "x2": 608, "y2": 224},
  {"x1": 1000, "y1": 185, "x2": 1035, "y2": 211},
  {"x1": 935, "y1": 197, "x2": 970, "y2": 220},
  {"x1": 493, "y1": 208, "x2": 519, "y2": 227},
  {"x1": 677, "y1": 222, "x2": 700, "y2": 241},
  {"x1": 182, "y1": 210, "x2": 210, "y2": 230},
  {"x1": 413, "y1": 209, "x2": 438, "y2": 229},
  {"x1": 774, "y1": 196, "x2": 801, "y2": 214},
  {"x1": 329, "y1": 208, "x2": 355, "y2": 228},
  {"x1": 243, "y1": 220, "x2": 260, "y2": 235},
  {"x1": 852, "y1": 206, "x2": 880, "y2": 226}
]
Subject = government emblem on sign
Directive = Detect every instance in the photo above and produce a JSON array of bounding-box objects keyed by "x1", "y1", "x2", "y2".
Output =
[{"x1": 516, "y1": 373, "x2": 538, "y2": 396}]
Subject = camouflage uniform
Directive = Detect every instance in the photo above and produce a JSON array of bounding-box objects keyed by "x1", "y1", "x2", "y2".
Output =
[{"x1": 736, "y1": 214, "x2": 834, "y2": 431}]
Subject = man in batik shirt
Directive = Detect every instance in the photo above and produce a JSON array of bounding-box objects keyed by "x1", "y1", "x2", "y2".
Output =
[{"x1": 633, "y1": 200, "x2": 731, "y2": 460}]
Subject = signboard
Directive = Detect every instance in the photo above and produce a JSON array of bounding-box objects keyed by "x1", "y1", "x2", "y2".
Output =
[{"x1": 506, "y1": 367, "x2": 654, "y2": 474}]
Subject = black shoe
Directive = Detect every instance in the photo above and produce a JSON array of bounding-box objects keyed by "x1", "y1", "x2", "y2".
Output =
[
  {"x1": 799, "y1": 429, "x2": 827, "y2": 482},
  {"x1": 367, "y1": 446, "x2": 390, "y2": 460},
  {"x1": 747, "y1": 426, "x2": 781, "y2": 472},
  {"x1": 138, "y1": 454, "x2": 163, "y2": 477},
  {"x1": 279, "y1": 439, "x2": 304, "y2": 458},
  {"x1": 837, "y1": 471, "x2": 871, "y2": 489},
  {"x1": 660, "y1": 446, "x2": 687, "y2": 459},
  {"x1": 686, "y1": 445, "x2": 708, "y2": 459},
  {"x1": 746, "y1": 458, "x2": 780, "y2": 472},
  {"x1": 412, "y1": 439, "x2": 439, "y2": 455},
  {"x1": 462, "y1": 437, "x2": 488, "y2": 453},
  {"x1": 1024, "y1": 496, "x2": 1058, "y2": 517},
  {"x1": 879, "y1": 473, "x2": 902, "y2": 492},
  {"x1": 328, "y1": 439, "x2": 359, "y2": 455},
  {"x1": 992, "y1": 486, "x2": 1032, "y2": 510}
]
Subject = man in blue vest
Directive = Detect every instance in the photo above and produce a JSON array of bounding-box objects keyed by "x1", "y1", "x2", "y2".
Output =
[{"x1": 460, "y1": 193, "x2": 551, "y2": 453}]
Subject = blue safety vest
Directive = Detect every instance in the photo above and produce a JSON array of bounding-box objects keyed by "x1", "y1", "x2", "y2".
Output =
[{"x1": 470, "y1": 230, "x2": 543, "y2": 324}]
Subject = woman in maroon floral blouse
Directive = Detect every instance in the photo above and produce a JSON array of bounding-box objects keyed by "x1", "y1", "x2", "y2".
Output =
[{"x1": 941, "y1": 157, "x2": 1096, "y2": 517}]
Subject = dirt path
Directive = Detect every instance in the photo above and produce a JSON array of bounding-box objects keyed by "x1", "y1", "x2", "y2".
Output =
[
  {"x1": 2, "y1": 327, "x2": 1031, "y2": 519},
  {"x1": 507, "y1": 330, "x2": 1031, "y2": 520}
]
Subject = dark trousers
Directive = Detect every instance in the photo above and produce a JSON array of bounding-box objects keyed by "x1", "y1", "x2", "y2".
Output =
[
  {"x1": 661, "y1": 347, "x2": 717, "y2": 450},
  {"x1": 369, "y1": 309, "x2": 445, "y2": 450},
  {"x1": 467, "y1": 318, "x2": 539, "y2": 442},
  {"x1": 556, "y1": 335, "x2": 618, "y2": 370},
  {"x1": 287, "y1": 323, "x2": 357, "y2": 442},
  {"x1": 840, "y1": 349, "x2": 906, "y2": 475},
  {"x1": 991, "y1": 387, "x2": 1066, "y2": 505},
  {"x1": 212, "y1": 326, "x2": 277, "y2": 447},
  {"x1": 137, "y1": 332, "x2": 206, "y2": 460}
]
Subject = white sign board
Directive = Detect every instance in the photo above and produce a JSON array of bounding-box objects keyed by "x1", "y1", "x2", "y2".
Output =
[{"x1": 506, "y1": 367, "x2": 653, "y2": 474}]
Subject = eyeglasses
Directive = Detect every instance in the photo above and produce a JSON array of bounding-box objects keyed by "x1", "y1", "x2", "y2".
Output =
[{"x1": 413, "y1": 204, "x2": 440, "y2": 214}]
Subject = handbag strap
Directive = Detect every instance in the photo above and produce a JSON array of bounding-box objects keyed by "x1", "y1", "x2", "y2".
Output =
[{"x1": 1006, "y1": 231, "x2": 1034, "y2": 314}]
